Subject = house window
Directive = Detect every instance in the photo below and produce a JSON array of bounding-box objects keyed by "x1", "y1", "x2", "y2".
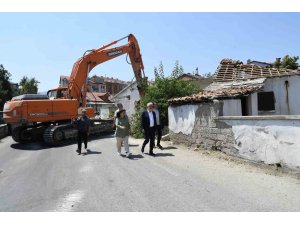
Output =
[{"x1": 258, "y1": 92, "x2": 275, "y2": 111}]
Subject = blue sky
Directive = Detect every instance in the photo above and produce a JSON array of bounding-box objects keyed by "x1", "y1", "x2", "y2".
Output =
[{"x1": 0, "y1": 13, "x2": 300, "y2": 92}]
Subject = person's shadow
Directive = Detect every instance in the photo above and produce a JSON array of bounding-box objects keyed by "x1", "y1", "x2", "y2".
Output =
[
  {"x1": 128, "y1": 154, "x2": 144, "y2": 160},
  {"x1": 144, "y1": 153, "x2": 174, "y2": 157},
  {"x1": 119, "y1": 153, "x2": 144, "y2": 160},
  {"x1": 82, "y1": 149, "x2": 102, "y2": 156},
  {"x1": 161, "y1": 146, "x2": 177, "y2": 150}
]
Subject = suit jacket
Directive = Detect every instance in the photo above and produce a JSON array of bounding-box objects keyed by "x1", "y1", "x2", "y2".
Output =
[{"x1": 141, "y1": 110, "x2": 157, "y2": 131}]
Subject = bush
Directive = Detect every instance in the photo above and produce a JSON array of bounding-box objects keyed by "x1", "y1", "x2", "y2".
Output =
[
  {"x1": 130, "y1": 110, "x2": 144, "y2": 138},
  {"x1": 130, "y1": 61, "x2": 201, "y2": 138}
]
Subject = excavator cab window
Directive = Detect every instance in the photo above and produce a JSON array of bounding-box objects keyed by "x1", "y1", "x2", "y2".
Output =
[
  {"x1": 47, "y1": 90, "x2": 57, "y2": 99},
  {"x1": 47, "y1": 89, "x2": 65, "y2": 99}
]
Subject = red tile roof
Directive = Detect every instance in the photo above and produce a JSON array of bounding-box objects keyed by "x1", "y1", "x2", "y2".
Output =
[
  {"x1": 169, "y1": 85, "x2": 262, "y2": 104},
  {"x1": 86, "y1": 92, "x2": 111, "y2": 103}
]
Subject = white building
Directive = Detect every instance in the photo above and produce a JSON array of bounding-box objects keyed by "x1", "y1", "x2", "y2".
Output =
[
  {"x1": 113, "y1": 81, "x2": 140, "y2": 118},
  {"x1": 168, "y1": 59, "x2": 300, "y2": 171}
]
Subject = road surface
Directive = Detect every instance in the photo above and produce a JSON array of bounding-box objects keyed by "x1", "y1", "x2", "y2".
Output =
[{"x1": 0, "y1": 134, "x2": 299, "y2": 211}]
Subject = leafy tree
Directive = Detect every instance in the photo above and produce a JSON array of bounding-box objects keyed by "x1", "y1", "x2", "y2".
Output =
[
  {"x1": 273, "y1": 55, "x2": 299, "y2": 70},
  {"x1": 131, "y1": 61, "x2": 200, "y2": 138},
  {"x1": 18, "y1": 76, "x2": 39, "y2": 95},
  {"x1": 273, "y1": 58, "x2": 281, "y2": 69},
  {"x1": 0, "y1": 64, "x2": 13, "y2": 110},
  {"x1": 171, "y1": 60, "x2": 184, "y2": 77}
]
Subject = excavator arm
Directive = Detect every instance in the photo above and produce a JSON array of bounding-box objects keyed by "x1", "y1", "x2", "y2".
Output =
[{"x1": 67, "y1": 34, "x2": 146, "y2": 107}]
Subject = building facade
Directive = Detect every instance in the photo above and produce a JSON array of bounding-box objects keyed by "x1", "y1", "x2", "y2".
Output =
[
  {"x1": 113, "y1": 81, "x2": 140, "y2": 118},
  {"x1": 86, "y1": 92, "x2": 115, "y2": 119},
  {"x1": 168, "y1": 59, "x2": 300, "y2": 171},
  {"x1": 59, "y1": 74, "x2": 128, "y2": 96}
]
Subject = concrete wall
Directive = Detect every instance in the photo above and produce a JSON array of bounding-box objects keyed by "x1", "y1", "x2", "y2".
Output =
[
  {"x1": 218, "y1": 116, "x2": 300, "y2": 171},
  {"x1": 223, "y1": 99, "x2": 242, "y2": 116},
  {"x1": 246, "y1": 93, "x2": 258, "y2": 116},
  {"x1": 98, "y1": 105, "x2": 113, "y2": 119},
  {"x1": 0, "y1": 124, "x2": 8, "y2": 139},
  {"x1": 87, "y1": 103, "x2": 115, "y2": 119},
  {"x1": 260, "y1": 75, "x2": 300, "y2": 115},
  {"x1": 168, "y1": 104, "x2": 199, "y2": 135},
  {"x1": 169, "y1": 101, "x2": 300, "y2": 171}
]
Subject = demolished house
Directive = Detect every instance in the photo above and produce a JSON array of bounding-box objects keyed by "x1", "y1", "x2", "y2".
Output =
[{"x1": 168, "y1": 59, "x2": 300, "y2": 171}]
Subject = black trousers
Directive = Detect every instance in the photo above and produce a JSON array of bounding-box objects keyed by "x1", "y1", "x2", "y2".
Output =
[
  {"x1": 77, "y1": 131, "x2": 88, "y2": 151},
  {"x1": 142, "y1": 127, "x2": 155, "y2": 153},
  {"x1": 156, "y1": 125, "x2": 162, "y2": 146}
]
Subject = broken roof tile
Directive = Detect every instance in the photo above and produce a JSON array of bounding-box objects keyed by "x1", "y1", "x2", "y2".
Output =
[{"x1": 213, "y1": 58, "x2": 300, "y2": 82}]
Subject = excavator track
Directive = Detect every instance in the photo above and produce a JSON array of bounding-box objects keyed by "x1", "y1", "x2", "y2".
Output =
[
  {"x1": 43, "y1": 124, "x2": 75, "y2": 146},
  {"x1": 10, "y1": 119, "x2": 113, "y2": 146},
  {"x1": 42, "y1": 119, "x2": 113, "y2": 146}
]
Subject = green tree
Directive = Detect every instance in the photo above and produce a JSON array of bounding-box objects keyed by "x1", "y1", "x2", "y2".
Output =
[
  {"x1": 131, "y1": 61, "x2": 200, "y2": 138},
  {"x1": 273, "y1": 55, "x2": 299, "y2": 70},
  {"x1": 18, "y1": 76, "x2": 39, "y2": 95},
  {"x1": 0, "y1": 64, "x2": 13, "y2": 110},
  {"x1": 171, "y1": 60, "x2": 184, "y2": 77}
]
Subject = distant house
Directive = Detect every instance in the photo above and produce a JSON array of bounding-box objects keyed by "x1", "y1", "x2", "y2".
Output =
[
  {"x1": 178, "y1": 73, "x2": 213, "y2": 90},
  {"x1": 113, "y1": 80, "x2": 140, "y2": 118},
  {"x1": 59, "y1": 74, "x2": 128, "y2": 96},
  {"x1": 168, "y1": 58, "x2": 300, "y2": 171},
  {"x1": 59, "y1": 75, "x2": 69, "y2": 87},
  {"x1": 86, "y1": 92, "x2": 115, "y2": 119}
]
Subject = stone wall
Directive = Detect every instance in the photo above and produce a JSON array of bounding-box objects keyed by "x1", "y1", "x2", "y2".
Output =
[
  {"x1": 169, "y1": 101, "x2": 300, "y2": 171},
  {"x1": 169, "y1": 101, "x2": 236, "y2": 154}
]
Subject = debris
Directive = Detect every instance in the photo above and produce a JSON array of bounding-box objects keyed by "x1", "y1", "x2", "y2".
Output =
[{"x1": 161, "y1": 134, "x2": 170, "y2": 141}]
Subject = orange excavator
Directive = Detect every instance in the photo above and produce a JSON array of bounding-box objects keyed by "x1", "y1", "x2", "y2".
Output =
[{"x1": 3, "y1": 34, "x2": 147, "y2": 145}]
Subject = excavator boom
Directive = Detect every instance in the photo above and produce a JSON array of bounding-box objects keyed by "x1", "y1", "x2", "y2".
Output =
[{"x1": 68, "y1": 34, "x2": 146, "y2": 108}]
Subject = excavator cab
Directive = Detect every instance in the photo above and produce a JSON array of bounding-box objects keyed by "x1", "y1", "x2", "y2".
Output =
[{"x1": 47, "y1": 87, "x2": 67, "y2": 99}]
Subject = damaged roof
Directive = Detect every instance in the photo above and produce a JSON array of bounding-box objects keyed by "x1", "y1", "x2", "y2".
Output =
[
  {"x1": 213, "y1": 58, "x2": 300, "y2": 82},
  {"x1": 169, "y1": 77, "x2": 266, "y2": 104},
  {"x1": 169, "y1": 58, "x2": 300, "y2": 104},
  {"x1": 86, "y1": 92, "x2": 111, "y2": 103}
]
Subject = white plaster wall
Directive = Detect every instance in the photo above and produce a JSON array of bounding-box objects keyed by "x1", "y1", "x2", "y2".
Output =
[
  {"x1": 222, "y1": 99, "x2": 242, "y2": 116},
  {"x1": 114, "y1": 82, "x2": 140, "y2": 118},
  {"x1": 99, "y1": 105, "x2": 110, "y2": 119},
  {"x1": 262, "y1": 75, "x2": 300, "y2": 115},
  {"x1": 246, "y1": 93, "x2": 258, "y2": 116},
  {"x1": 221, "y1": 119, "x2": 300, "y2": 170},
  {"x1": 168, "y1": 104, "x2": 199, "y2": 135}
]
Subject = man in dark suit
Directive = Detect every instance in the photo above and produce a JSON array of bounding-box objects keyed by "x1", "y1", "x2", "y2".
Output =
[{"x1": 141, "y1": 102, "x2": 157, "y2": 156}]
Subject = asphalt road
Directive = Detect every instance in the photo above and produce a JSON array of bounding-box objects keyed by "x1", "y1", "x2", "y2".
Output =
[{"x1": 0, "y1": 134, "x2": 300, "y2": 212}]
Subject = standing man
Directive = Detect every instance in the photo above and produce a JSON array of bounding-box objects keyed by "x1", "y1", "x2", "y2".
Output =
[
  {"x1": 141, "y1": 102, "x2": 157, "y2": 156},
  {"x1": 75, "y1": 109, "x2": 91, "y2": 155},
  {"x1": 153, "y1": 102, "x2": 163, "y2": 149}
]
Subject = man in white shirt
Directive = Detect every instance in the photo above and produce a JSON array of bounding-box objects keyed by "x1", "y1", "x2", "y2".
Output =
[
  {"x1": 153, "y1": 102, "x2": 163, "y2": 149},
  {"x1": 141, "y1": 102, "x2": 157, "y2": 156}
]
